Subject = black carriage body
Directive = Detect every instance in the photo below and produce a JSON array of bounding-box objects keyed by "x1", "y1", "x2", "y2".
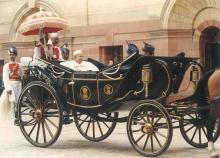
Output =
[{"x1": 45, "y1": 54, "x2": 199, "y2": 112}]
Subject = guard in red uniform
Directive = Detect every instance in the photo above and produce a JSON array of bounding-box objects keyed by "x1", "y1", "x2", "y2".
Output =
[{"x1": 0, "y1": 46, "x2": 23, "y2": 124}]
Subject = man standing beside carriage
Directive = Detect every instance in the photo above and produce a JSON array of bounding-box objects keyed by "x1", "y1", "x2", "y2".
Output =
[{"x1": 0, "y1": 46, "x2": 23, "y2": 125}]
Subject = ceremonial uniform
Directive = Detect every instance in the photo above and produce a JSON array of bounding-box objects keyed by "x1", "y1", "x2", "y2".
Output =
[
  {"x1": 3, "y1": 62, "x2": 23, "y2": 103},
  {"x1": 0, "y1": 46, "x2": 23, "y2": 122}
]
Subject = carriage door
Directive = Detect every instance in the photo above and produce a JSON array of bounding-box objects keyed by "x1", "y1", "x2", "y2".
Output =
[{"x1": 205, "y1": 43, "x2": 220, "y2": 70}]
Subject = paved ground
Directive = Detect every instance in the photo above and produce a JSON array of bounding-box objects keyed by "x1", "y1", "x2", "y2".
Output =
[{"x1": 0, "y1": 119, "x2": 220, "y2": 158}]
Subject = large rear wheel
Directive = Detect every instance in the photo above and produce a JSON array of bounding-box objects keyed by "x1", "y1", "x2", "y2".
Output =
[{"x1": 17, "y1": 81, "x2": 63, "y2": 147}]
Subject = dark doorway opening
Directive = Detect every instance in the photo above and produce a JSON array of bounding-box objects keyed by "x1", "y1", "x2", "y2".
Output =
[
  {"x1": 200, "y1": 26, "x2": 220, "y2": 71},
  {"x1": 99, "y1": 46, "x2": 123, "y2": 65}
]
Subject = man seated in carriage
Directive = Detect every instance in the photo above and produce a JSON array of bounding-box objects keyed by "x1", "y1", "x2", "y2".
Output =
[{"x1": 61, "y1": 49, "x2": 99, "y2": 71}]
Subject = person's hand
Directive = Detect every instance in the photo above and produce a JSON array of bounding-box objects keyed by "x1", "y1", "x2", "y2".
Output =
[{"x1": 7, "y1": 90, "x2": 12, "y2": 95}]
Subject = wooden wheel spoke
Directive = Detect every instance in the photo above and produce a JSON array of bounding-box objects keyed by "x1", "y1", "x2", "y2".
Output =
[
  {"x1": 21, "y1": 107, "x2": 30, "y2": 113},
  {"x1": 23, "y1": 118, "x2": 35, "y2": 126},
  {"x1": 153, "y1": 115, "x2": 163, "y2": 125},
  {"x1": 36, "y1": 122, "x2": 41, "y2": 143},
  {"x1": 185, "y1": 125, "x2": 195, "y2": 133},
  {"x1": 42, "y1": 120, "x2": 47, "y2": 143},
  {"x1": 202, "y1": 127, "x2": 208, "y2": 139},
  {"x1": 199, "y1": 127, "x2": 202, "y2": 144},
  {"x1": 132, "y1": 120, "x2": 145, "y2": 125},
  {"x1": 191, "y1": 127, "x2": 198, "y2": 142},
  {"x1": 45, "y1": 118, "x2": 58, "y2": 129},
  {"x1": 79, "y1": 116, "x2": 89, "y2": 127},
  {"x1": 85, "y1": 118, "x2": 91, "y2": 135},
  {"x1": 102, "y1": 121, "x2": 110, "y2": 129},
  {"x1": 143, "y1": 134, "x2": 150, "y2": 151},
  {"x1": 153, "y1": 133, "x2": 162, "y2": 147},
  {"x1": 44, "y1": 119, "x2": 54, "y2": 138},
  {"x1": 155, "y1": 131, "x2": 167, "y2": 139},
  {"x1": 182, "y1": 121, "x2": 191, "y2": 127},
  {"x1": 150, "y1": 135, "x2": 154, "y2": 152},
  {"x1": 154, "y1": 124, "x2": 168, "y2": 129},
  {"x1": 187, "y1": 114, "x2": 195, "y2": 120},
  {"x1": 22, "y1": 100, "x2": 35, "y2": 110},
  {"x1": 135, "y1": 133, "x2": 145, "y2": 144},
  {"x1": 25, "y1": 92, "x2": 37, "y2": 109},
  {"x1": 44, "y1": 103, "x2": 56, "y2": 112},
  {"x1": 151, "y1": 109, "x2": 155, "y2": 124},
  {"x1": 97, "y1": 121, "x2": 104, "y2": 136},
  {"x1": 132, "y1": 128, "x2": 142, "y2": 133},
  {"x1": 92, "y1": 119, "x2": 95, "y2": 138},
  {"x1": 28, "y1": 121, "x2": 38, "y2": 137}
]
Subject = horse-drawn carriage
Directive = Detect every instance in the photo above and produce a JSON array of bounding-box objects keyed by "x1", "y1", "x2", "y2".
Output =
[{"x1": 17, "y1": 44, "x2": 220, "y2": 157}]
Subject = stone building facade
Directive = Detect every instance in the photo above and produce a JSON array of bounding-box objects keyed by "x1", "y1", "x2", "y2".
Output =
[{"x1": 0, "y1": 0, "x2": 219, "y2": 69}]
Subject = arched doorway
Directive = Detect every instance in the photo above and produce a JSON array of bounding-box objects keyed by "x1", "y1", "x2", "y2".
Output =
[{"x1": 200, "y1": 26, "x2": 220, "y2": 71}]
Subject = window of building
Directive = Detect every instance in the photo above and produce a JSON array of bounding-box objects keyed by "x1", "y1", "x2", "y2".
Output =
[{"x1": 99, "y1": 46, "x2": 123, "y2": 65}]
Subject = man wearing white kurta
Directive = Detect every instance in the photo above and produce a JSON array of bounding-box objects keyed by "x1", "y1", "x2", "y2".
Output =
[
  {"x1": 61, "y1": 49, "x2": 99, "y2": 71},
  {"x1": 0, "y1": 46, "x2": 23, "y2": 123}
]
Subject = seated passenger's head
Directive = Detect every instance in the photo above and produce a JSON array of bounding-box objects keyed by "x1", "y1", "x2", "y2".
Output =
[
  {"x1": 73, "y1": 49, "x2": 84, "y2": 64},
  {"x1": 61, "y1": 44, "x2": 70, "y2": 61},
  {"x1": 127, "y1": 43, "x2": 139, "y2": 55},
  {"x1": 142, "y1": 42, "x2": 155, "y2": 56},
  {"x1": 50, "y1": 33, "x2": 59, "y2": 46}
]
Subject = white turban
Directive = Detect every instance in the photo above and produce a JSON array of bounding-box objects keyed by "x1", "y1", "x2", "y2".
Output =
[
  {"x1": 50, "y1": 32, "x2": 58, "y2": 39},
  {"x1": 73, "y1": 49, "x2": 82, "y2": 57}
]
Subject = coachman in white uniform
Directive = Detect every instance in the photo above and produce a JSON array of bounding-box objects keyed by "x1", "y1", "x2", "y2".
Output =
[{"x1": 0, "y1": 46, "x2": 23, "y2": 124}]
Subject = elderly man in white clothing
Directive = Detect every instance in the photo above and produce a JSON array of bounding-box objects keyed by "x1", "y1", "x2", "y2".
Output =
[{"x1": 61, "y1": 49, "x2": 99, "y2": 71}]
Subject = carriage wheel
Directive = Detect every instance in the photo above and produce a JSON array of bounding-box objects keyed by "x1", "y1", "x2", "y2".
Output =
[
  {"x1": 73, "y1": 111, "x2": 118, "y2": 142},
  {"x1": 18, "y1": 81, "x2": 63, "y2": 147},
  {"x1": 127, "y1": 100, "x2": 173, "y2": 157},
  {"x1": 179, "y1": 112, "x2": 220, "y2": 148}
]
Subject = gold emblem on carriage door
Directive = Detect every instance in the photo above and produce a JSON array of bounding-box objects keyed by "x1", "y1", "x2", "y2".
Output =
[
  {"x1": 104, "y1": 84, "x2": 113, "y2": 95},
  {"x1": 80, "y1": 86, "x2": 91, "y2": 100}
]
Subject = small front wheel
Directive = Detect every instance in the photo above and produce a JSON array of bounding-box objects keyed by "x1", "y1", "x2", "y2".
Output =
[{"x1": 127, "y1": 100, "x2": 173, "y2": 157}]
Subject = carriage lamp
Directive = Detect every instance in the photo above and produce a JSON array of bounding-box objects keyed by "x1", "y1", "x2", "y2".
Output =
[
  {"x1": 190, "y1": 65, "x2": 200, "y2": 83},
  {"x1": 142, "y1": 64, "x2": 152, "y2": 98}
]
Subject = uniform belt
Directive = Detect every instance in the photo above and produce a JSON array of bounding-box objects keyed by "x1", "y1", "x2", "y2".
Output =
[{"x1": 9, "y1": 79, "x2": 21, "y2": 81}]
